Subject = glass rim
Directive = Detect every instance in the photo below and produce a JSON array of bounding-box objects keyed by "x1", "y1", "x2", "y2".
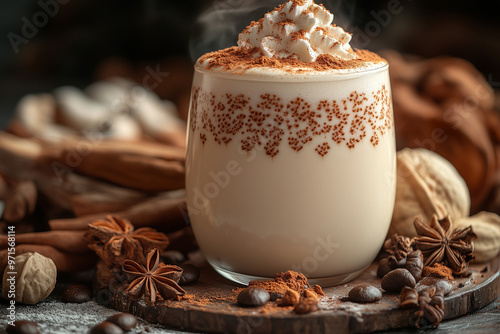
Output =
[{"x1": 194, "y1": 62, "x2": 389, "y2": 82}]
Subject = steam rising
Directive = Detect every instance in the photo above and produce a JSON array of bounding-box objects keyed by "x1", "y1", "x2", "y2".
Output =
[
  {"x1": 190, "y1": 0, "x2": 282, "y2": 61},
  {"x1": 189, "y1": 0, "x2": 355, "y2": 62}
]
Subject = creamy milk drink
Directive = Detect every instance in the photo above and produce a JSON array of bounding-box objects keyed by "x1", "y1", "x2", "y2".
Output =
[{"x1": 186, "y1": 0, "x2": 396, "y2": 285}]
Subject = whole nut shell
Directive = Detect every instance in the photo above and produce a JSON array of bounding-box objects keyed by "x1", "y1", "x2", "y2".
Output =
[
  {"x1": 455, "y1": 211, "x2": 500, "y2": 263},
  {"x1": 2, "y1": 252, "x2": 57, "y2": 304},
  {"x1": 390, "y1": 148, "x2": 470, "y2": 238}
]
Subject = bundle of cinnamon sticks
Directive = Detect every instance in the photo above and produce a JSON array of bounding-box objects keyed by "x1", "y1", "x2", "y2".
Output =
[{"x1": 0, "y1": 78, "x2": 196, "y2": 272}]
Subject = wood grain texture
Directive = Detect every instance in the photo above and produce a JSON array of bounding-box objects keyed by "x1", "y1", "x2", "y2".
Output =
[{"x1": 95, "y1": 255, "x2": 500, "y2": 334}]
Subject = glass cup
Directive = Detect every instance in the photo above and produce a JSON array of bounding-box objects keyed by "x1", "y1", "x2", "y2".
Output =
[{"x1": 186, "y1": 63, "x2": 396, "y2": 286}]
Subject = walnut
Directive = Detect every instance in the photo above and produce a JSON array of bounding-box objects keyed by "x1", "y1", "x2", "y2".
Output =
[
  {"x1": 455, "y1": 211, "x2": 500, "y2": 263},
  {"x1": 390, "y1": 148, "x2": 470, "y2": 238},
  {"x1": 2, "y1": 252, "x2": 57, "y2": 304}
]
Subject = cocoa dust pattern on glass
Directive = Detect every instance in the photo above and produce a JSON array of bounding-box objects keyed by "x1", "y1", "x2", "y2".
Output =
[{"x1": 190, "y1": 85, "x2": 392, "y2": 157}]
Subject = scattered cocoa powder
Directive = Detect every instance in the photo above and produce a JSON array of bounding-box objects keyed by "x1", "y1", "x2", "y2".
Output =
[
  {"x1": 277, "y1": 289, "x2": 300, "y2": 307},
  {"x1": 422, "y1": 263, "x2": 454, "y2": 281},
  {"x1": 249, "y1": 270, "x2": 310, "y2": 301},
  {"x1": 198, "y1": 47, "x2": 386, "y2": 73},
  {"x1": 275, "y1": 270, "x2": 310, "y2": 292},
  {"x1": 305, "y1": 285, "x2": 326, "y2": 297},
  {"x1": 248, "y1": 280, "x2": 289, "y2": 301}
]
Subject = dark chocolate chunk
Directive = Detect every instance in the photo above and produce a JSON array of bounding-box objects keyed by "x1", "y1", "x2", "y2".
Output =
[{"x1": 237, "y1": 286, "x2": 270, "y2": 307}]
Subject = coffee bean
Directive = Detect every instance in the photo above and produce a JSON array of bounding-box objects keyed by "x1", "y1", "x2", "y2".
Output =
[
  {"x1": 89, "y1": 321, "x2": 123, "y2": 334},
  {"x1": 377, "y1": 257, "x2": 393, "y2": 278},
  {"x1": 348, "y1": 284, "x2": 382, "y2": 303},
  {"x1": 237, "y1": 286, "x2": 270, "y2": 307},
  {"x1": 178, "y1": 263, "x2": 200, "y2": 285},
  {"x1": 160, "y1": 250, "x2": 185, "y2": 265},
  {"x1": 61, "y1": 284, "x2": 93, "y2": 303},
  {"x1": 6, "y1": 320, "x2": 40, "y2": 334},
  {"x1": 106, "y1": 313, "x2": 137, "y2": 331},
  {"x1": 381, "y1": 268, "x2": 416, "y2": 293}
]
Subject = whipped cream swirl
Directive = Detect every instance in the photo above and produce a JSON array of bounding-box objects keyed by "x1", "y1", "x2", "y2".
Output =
[{"x1": 237, "y1": 0, "x2": 355, "y2": 62}]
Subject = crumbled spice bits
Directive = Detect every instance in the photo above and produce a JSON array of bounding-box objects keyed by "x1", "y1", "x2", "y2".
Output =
[
  {"x1": 305, "y1": 284, "x2": 325, "y2": 298},
  {"x1": 412, "y1": 215, "x2": 476, "y2": 276},
  {"x1": 248, "y1": 270, "x2": 309, "y2": 301},
  {"x1": 198, "y1": 46, "x2": 386, "y2": 73},
  {"x1": 277, "y1": 288, "x2": 300, "y2": 307},
  {"x1": 85, "y1": 215, "x2": 170, "y2": 268},
  {"x1": 190, "y1": 85, "x2": 392, "y2": 157},
  {"x1": 294, "y1": 297, "x2": 319, "y2": 314},
  {"x1": 248, "y1": 280, "x2": 289, "y2": 301},
  {"x1": 274, "y1": 270, "x2": 310, "y2": 293},
  {"x1": 422, "y1": 263, "x2": 454, "y2": 281}
]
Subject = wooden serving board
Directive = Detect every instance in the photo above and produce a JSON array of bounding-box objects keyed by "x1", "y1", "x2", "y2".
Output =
[{"x1": 94, "y1": 255, "x2": 500, "y2": 334}]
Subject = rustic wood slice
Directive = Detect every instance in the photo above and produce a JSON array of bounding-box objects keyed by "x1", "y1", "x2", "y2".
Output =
[{"x1": 94, "y1": 255, "x2": 500, "y2": 334}]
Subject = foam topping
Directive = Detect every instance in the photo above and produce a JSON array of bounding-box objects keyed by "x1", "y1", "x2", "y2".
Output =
[{"x1": 237, "y1": 0, "x2": 355, "y2": 62}]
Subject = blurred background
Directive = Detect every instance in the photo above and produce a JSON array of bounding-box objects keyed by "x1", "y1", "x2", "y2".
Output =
[
  {"x1": 0, "y1": 0, "x2": 500, "y2": 274},
  {"x1": 1, "y1": 0, "x2": 500, "y2": 218},
  {"x1": 0, "y1": 0, "x2": 499, "y2": 127}
]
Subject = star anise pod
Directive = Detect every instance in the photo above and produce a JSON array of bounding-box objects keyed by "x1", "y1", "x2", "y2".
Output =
[
  {"x1": 85, "y1": 215, "x2": 170, "y2": 268},
  {"x1": 122, "y1": 248, "x2": 185, "y2": 303},
  {"x1": 413, "y1": 215, "x2": 476, "y2": 275}
]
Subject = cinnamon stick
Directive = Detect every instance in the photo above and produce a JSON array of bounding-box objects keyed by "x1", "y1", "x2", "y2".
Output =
[
  {"x1": 49, "y1": 194, "x2": 188, "y2": 233},
  {"x1": 0, "y1": 131, "x2": 41, "y2": 178},
  {"x1": 0, "y1": 230, "x2": 88, "y2": 253},
  {"x1": 0, "y1": 173, "x2": 7, "y2": 200},
  {"x1": 40, "y1": 138, "x2": 185, "y2": 192},
  {"x1": 1, "y1": 180, "x2": 37, "y2": 223},
  {"x1": 0, "y1": 244, "x2": 97, "y2": 272},
  {"x1": 70, "y1": 192, "x2": 149, "y2": 217}
]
